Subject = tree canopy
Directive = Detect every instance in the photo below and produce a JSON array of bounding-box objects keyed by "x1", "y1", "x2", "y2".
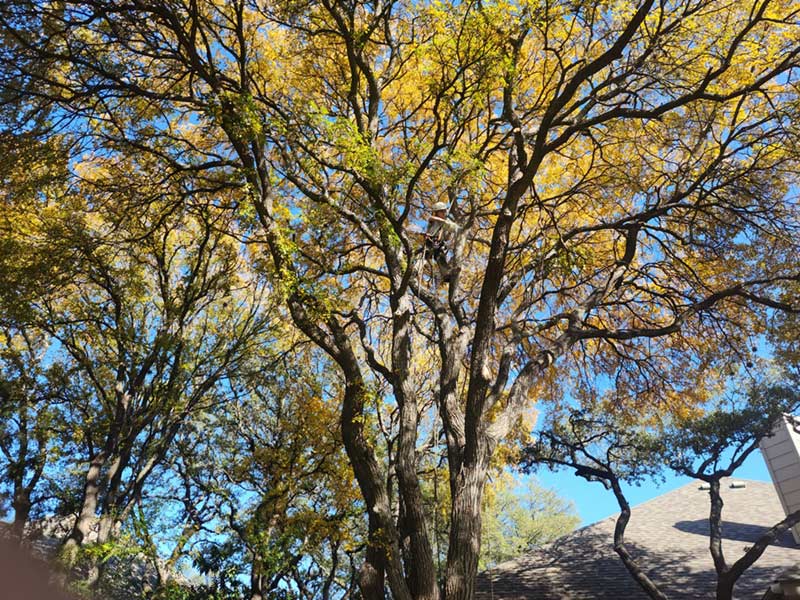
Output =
[{"x1": 1, "y1": 0, "x2": 800, "y2": 598}]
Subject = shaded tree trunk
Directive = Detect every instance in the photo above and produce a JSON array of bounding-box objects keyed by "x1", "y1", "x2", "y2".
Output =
[
  {"x1": 708, "y1": 480, "x2": 726, "y2": 577},
  {"x1": 11, "y1": 488, "x2": 31, "y2": 544},
  {"x1": 609, "y1": 478, "x2": 668, "y2": 600},
  {"x1": 358, "y1": 513, "x2": 386, "y2": 600},
  {"x1": 339, "y1": 373, "x2": 408, "y2": 600},
  {"x1": 250, "y1": 558, "x2": 264, "y2": 600},
  {"x1": 716, "y1": 574, "x2": 735, "y2": 600},
  {"x1": 64, "y1": 451, "x2": 107, "y2": 554},
  {"x1": 392, "y1": 295, "x2": 439, "y2": 600},
  {"x1": 444, "y1": 458, "x2": 489, "y2": 600},
  {"x1": 61, "y1": 451, "x2": 107, "y2": 590},
  {"x1": 6, "y1": 403, "x2": 46, "y2": 546}
]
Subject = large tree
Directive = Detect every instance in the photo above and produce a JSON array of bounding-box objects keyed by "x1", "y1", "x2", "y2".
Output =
[{"x1": 2, "y1": 0, "x2": 800, "y2": 597}]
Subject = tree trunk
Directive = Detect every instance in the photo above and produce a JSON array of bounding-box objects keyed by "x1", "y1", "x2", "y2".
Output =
[
  {"x1": 82, "y1": 472, "x2": 128, "y2": 591},
  {"x1": 444, "y1": 459, "x2": 488, "y2": 600},
  {"x1": 707, "y1": 479, "x2": 733, "y2": 600},
  {"x1": 81, "y1": 509, "x2": 119, "y2": 591},
  {"x1": 324, "y1": 322, "x2": 412, "y2": 600},
  {"x1": 250, "y1": 558, "x2": 264, "y2": 600},
  {"x1": 11, "y1": 488, "x2": 31, "y2": 545},
  {"x1": 707, "y1": 480, "x2": 727, "y2": 576},
  {"x1": 64, "y1": 452, "x2": 106, "y2": 557},
  {"x1": 392, "y1": 294, "x2": 439, "y2": 600},
  {"x1": 609, "y1": 478, "x2": 668, "y2": 600},
  {"x1": 8, "y1": 404, "x2": 35, "y2": 545},
  {"x1": 716, "y1": 573, "x2": 735, "y2": 600},
  {"x1": 96, "y1": 513, "x2": 116, "y2": 544},
  {"x1": 358, "y1": 513, "x2": 386, "y2": 600},
  {"x1": 340, "y1": 374, "x2": 408, "y2": 600}
]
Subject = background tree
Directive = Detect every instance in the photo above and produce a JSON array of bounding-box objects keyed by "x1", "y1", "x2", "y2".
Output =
[
  {"x1": 480, "y1": 473, "x2": 579, "y2": 570},
  {"x1": 524, "y1": 405, "x2": 668, "y2": 599},
  {"x1": 0, "y1": 147, "x2": 276, "y2": 590},
  {"x1": 171, "y1": 347, "x2": 364, "y2": 600},
  {"x1": 666, "y1": 382, "x2": 800, "y2": 600},
  {"x1": 526, "y1": 377, "x2": 800, "y2": 600},
  {"x1": 0, "y1": 327, "x2": 71, "y2": 544}
]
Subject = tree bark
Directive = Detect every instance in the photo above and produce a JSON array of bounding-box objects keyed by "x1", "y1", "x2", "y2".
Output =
[
  {"x1": 11, "y1": 488, "x2": 31, "y2": 545},
  {"x1": 707, "y1": 478, "x2": 735, "y2": 600},
  {"x1": 358, "y1": 513, "x2": 386, "y2": 600},
  {"x1": 87, "y1": 495, "x2": 120, "y2": 590},
  {"x1": 96, "y1": 514, "x2": 116, "y2": 545},
  {"x1": 444, "y1": 458, "x2": 489, "y2": 600},
  {"x1": 609, "y1": 478, "x2": 668, "y2": 600},
  {"x1": 716, "y1": 574, "x2": 735, "y2": 600},
  {"x1": 708, "y1": 480, "x2": 727, "y2": 577},
  {"x1": 392, "y1": 295, "x2": 439, "y2": 600},
  {"x1": 250, "y1": 558, "x2": 264, "y2": 600},
  {"x1": 339, "y1": 370, "x2": 410, "y2": 600},
  {"x1": 64, "y1": 451, "x2": 106, "y2": 554}
]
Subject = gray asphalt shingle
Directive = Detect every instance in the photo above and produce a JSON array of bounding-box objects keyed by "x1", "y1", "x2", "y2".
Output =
[{"x1": 476, "y1": 479, "x2": 800, "y2": 599}]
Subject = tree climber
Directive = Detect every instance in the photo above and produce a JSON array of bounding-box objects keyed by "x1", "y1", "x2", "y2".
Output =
[{"x1": 424, "y1": 201, "x2": 456, "y2": 281}]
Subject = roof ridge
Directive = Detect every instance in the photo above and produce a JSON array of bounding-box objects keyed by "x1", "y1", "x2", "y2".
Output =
[{"x1": 588, "y1": 477, "x2": 772, "y2": 527}]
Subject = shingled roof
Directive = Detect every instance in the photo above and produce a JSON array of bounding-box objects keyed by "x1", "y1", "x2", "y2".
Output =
[{"x1": 476, "y1": 479, "x2": 800, "y2": 599}]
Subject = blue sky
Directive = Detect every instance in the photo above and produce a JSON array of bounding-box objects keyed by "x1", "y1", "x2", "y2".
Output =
[{"x1": 535, "y1": 448, "x2": 772, "y2": 526}]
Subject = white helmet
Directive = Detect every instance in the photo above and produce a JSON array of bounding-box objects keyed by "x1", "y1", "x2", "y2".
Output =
[{"x1": 430, "y1": 202, "x2": 448, "y2": 212}]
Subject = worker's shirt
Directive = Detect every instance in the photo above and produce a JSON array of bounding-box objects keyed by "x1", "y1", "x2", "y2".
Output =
[{"x1": 427, "y1": 215, "x2": 457, "y2": 241}]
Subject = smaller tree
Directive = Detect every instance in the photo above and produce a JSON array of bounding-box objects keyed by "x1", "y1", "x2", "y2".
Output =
[
  {"x1": 0, "y1": 326, "x2": 70, "y2": 543},
  {"x1": 665, "y1": 382, "x2": 800, "y2": 600},
  {"x1": 523, "y1": 407, "x2": 667, "y2": 599},
  {"x1": 480, "y1": 473, "x2": 579, "y2": 570},
  {"x1": 0, "y1": 148, "x2": 277, "y2": 592},
  {"x1": 526, "y1": 379, "x2": 800, "y2": 600},
  {"x1": 144, "y1": 347, "x2": 364, "y2": 600}
]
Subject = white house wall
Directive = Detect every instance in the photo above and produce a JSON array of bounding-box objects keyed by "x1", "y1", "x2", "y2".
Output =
[{"x1": 760, "y1": 414, "x2": 800, "y2": 544}]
